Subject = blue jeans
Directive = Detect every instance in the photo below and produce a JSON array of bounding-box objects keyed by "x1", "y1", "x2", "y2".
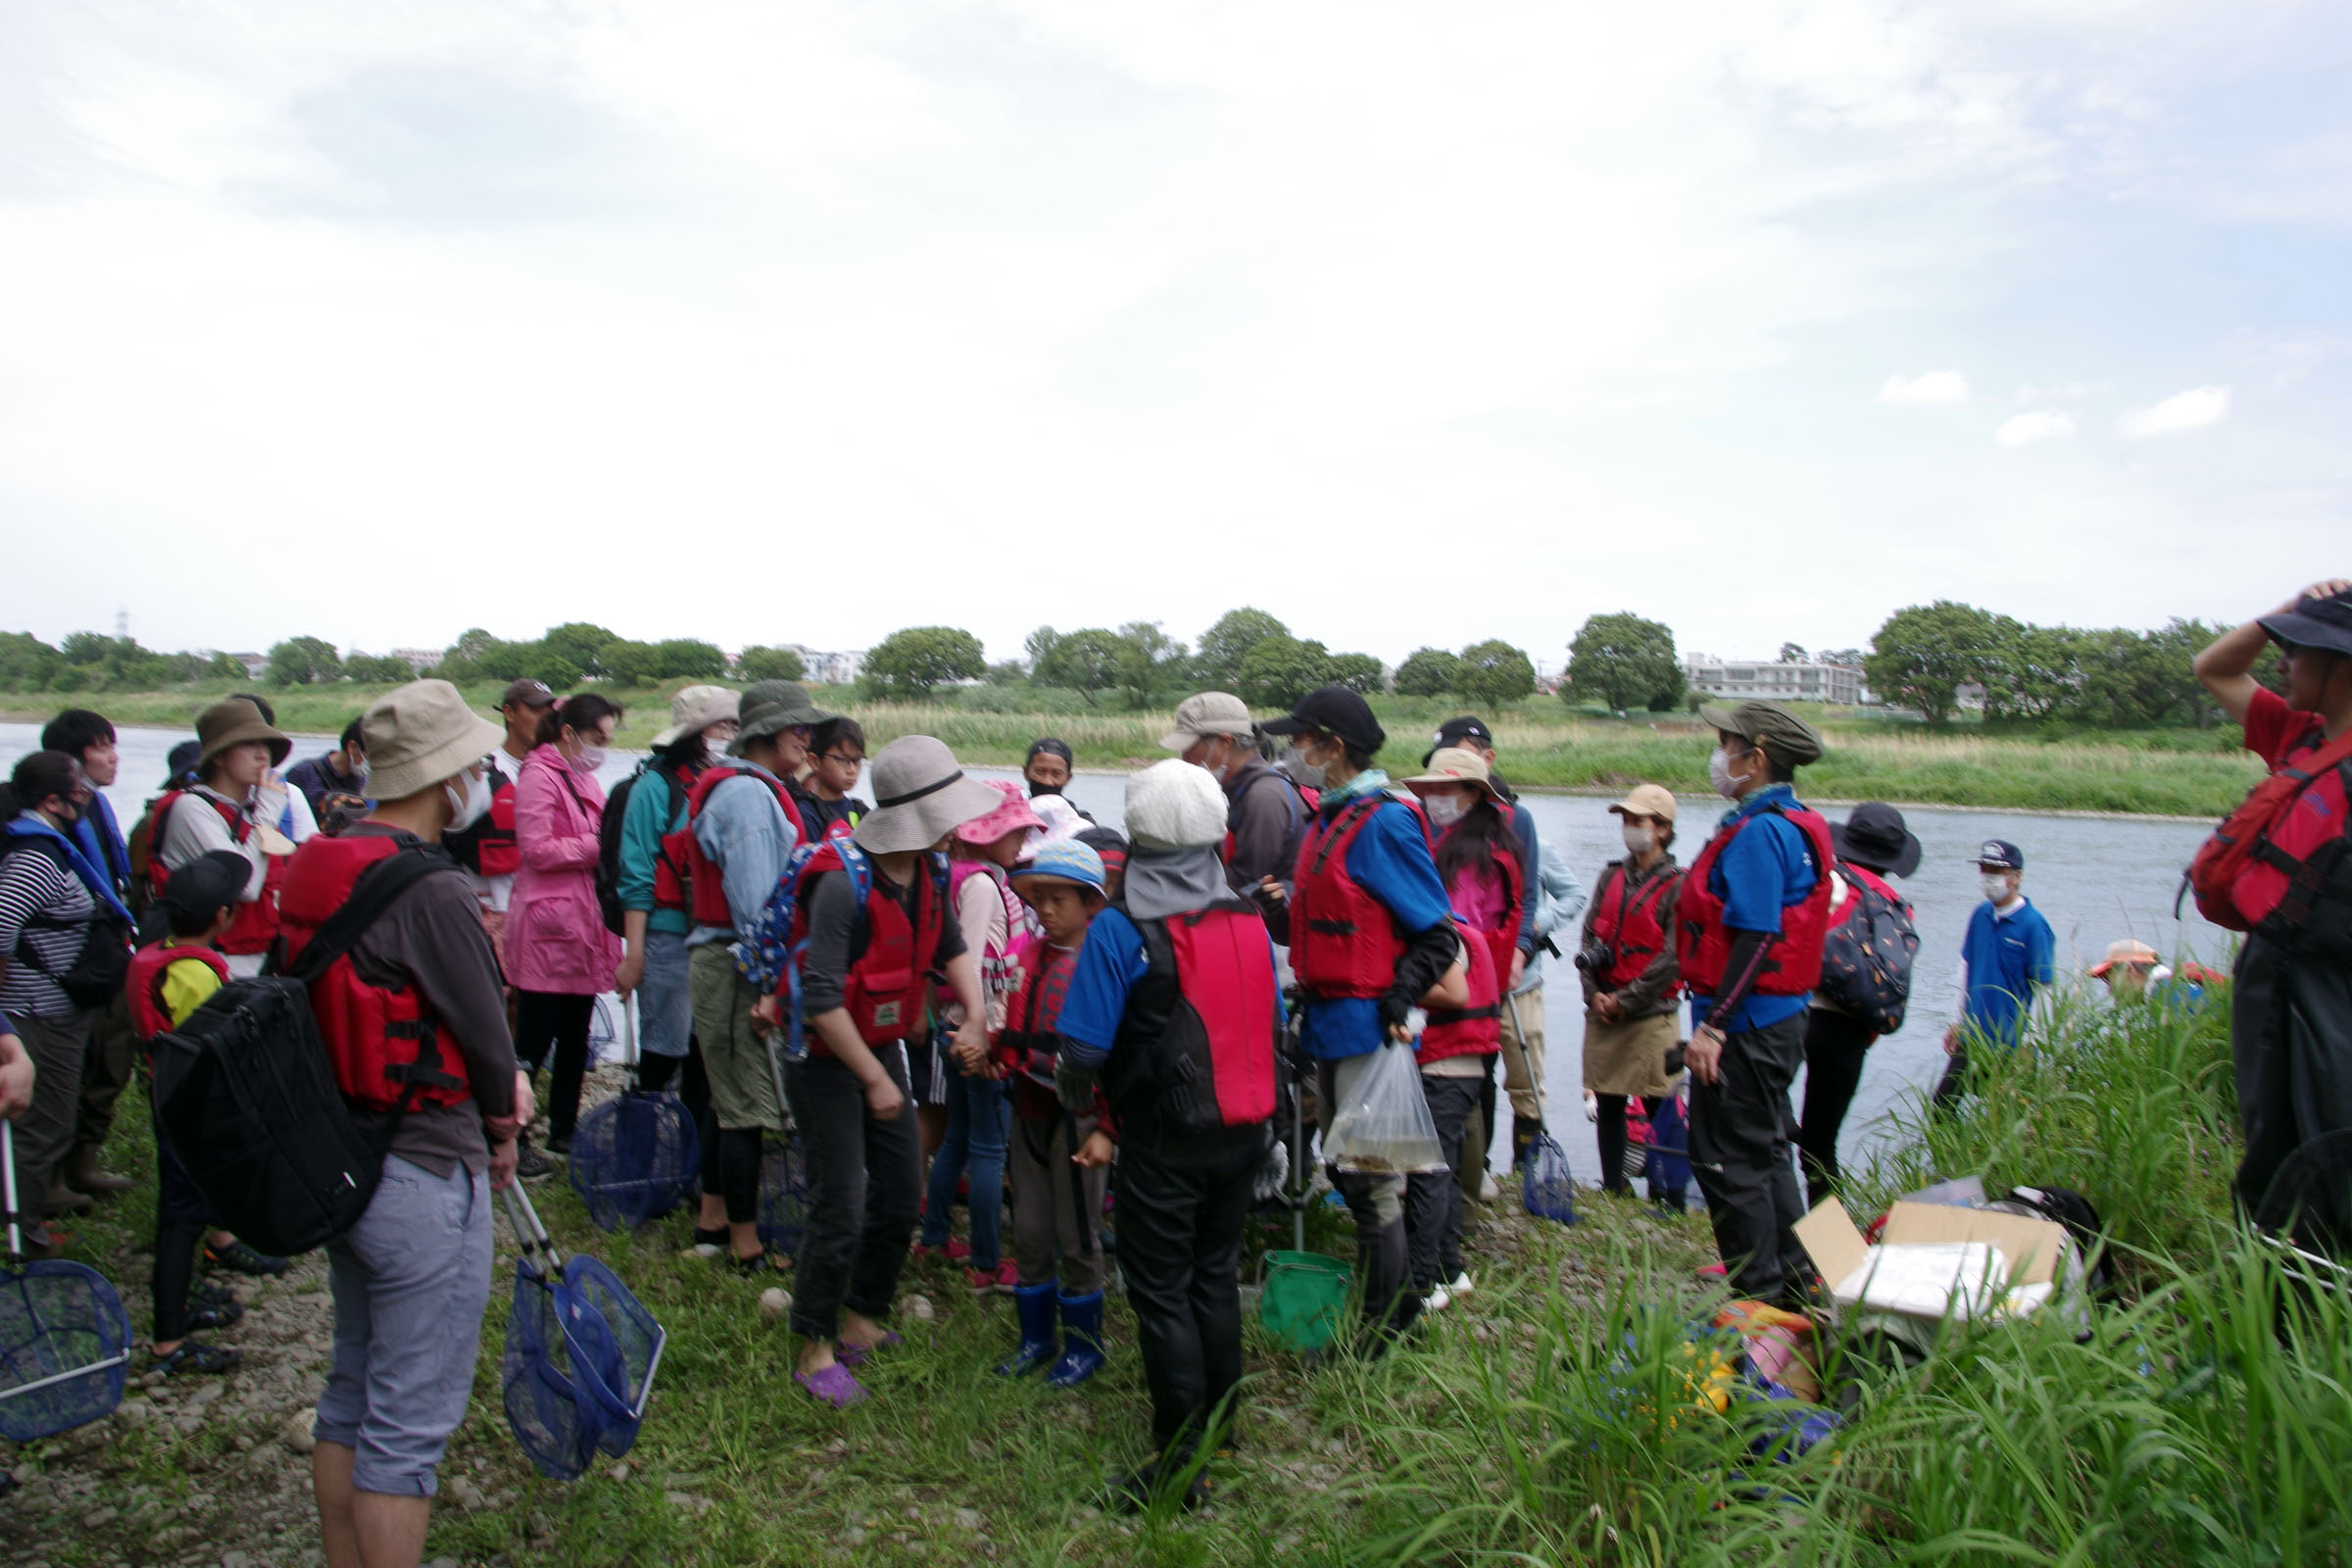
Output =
[
  {"x1": 636, "y1": 928, "x2": 695, "y2": 1058},
  {"x1": 920, "y1": 1067, "x2": 1008, "y2": 1268}
]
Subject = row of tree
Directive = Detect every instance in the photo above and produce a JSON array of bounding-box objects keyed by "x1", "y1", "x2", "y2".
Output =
[
  {"x1": 0, "y1": 632, "x2": 248, "y2": 694},
  {"x1": 1864, "y1": 602, "x2": 2239, "y2": 728}
]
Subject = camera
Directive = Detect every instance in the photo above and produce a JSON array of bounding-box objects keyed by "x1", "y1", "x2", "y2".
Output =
[{"x1": 1574, "y1": 938, "x2": 1616, "y2": 977}]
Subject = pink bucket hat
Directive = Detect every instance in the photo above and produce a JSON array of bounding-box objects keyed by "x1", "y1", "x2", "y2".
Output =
[{"x1": 955, "y1": 779, "x2": 1047, "y2": 846}]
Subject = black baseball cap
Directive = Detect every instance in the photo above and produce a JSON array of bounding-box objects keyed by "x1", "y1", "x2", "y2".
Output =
[
  {"x1": 1832, "y1": 802, "x2": 1922, "y2": 878},
  {"x1": 1261, "y1": 685, "x2": 1386, "y2": 757},
  {"x1": 161, "y1": 850, "x2": 252, "y2": 920},
  {"x1": 1421, "y1": 715, "x2": 1494, "y2": 766},
  {"x1": 2257, "y1": 584, "x2": 2352, "y2": 658},
  {"x1": 1975, "y1": 838, "x2": 2025, "y2": 870}
]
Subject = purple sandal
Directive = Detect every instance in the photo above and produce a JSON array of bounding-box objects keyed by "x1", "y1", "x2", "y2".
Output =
[
  {"x1": 795, "y1": 1363, "x2": 868, "y2": 1409},
  {"x1": 835, "y1": 1330, "x2": 904, "y2": 1368}
]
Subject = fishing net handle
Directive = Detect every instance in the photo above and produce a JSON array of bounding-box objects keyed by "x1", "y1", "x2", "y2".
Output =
[
  {"x1": 499, "y1": 1182, "x2": 564, "y2": 1277},
  {"x1": 0, "y1": 1121, "x2": 19, "y2": 1260}
]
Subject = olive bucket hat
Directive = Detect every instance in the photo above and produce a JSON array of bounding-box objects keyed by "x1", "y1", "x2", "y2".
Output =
[
  {"x1": 1697, "y1": 699, "x2": 1826, "y2": 769},
  {"x1": 195, "y1": 698, "x2": 292, "y2": 770}
]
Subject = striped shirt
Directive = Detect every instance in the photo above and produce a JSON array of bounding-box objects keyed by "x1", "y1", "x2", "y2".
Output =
[{"x1": 0, "y1": 816, "x2": 97, "y2": 1018}]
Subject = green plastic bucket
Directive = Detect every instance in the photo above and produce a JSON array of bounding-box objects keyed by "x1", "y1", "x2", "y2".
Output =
[{"x1": 1258, "y1": 1250, "x2": 1351, "y2": 1352}]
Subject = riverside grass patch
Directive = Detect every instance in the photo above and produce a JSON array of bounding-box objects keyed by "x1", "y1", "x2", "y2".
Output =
[{"x1": 2, "y1": 679, "x2": 2264, "y2": 815}]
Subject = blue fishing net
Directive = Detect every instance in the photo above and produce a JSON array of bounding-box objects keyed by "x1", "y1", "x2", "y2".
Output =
[
  {"x1": 1522, "y1": 1131, "x2": 1579, "y2": 1227},
  {"x1": 0, "y1": 1258, "x2": 133, "y2": 1444},
  {"x1": 500, "y1": 1194, "x2": 666, "y2": 1482},
  {"x1": 758, "y1": 1136, "x2": 810, "y2": 1257},
  {"x1": 568, "y1": 1090, "x2": 700, "y2": 1233}
]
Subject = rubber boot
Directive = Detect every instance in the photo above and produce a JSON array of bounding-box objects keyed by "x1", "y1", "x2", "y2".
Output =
[
  {"x1": 1044, "y1": 1291, "x2": 1105, "y2": 1388},
  {"x1": 66, "y1": 1145, "x2": 134, "y2": 1197},
  {"x1": 994, "y1": 1281, "x2": 1059, "y2": 1378},
  {"x1": 1509, "y1": 1115, "x2": 1542, "y2": 1172}
]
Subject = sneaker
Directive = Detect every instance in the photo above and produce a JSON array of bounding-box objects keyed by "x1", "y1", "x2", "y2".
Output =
[
  {"x1": 1696, "y1": 1261, "x2": 1729, "y2": 1282},
  {"x1": 910, "y1": 1238, "x2": 971, "y2": 1264},
  {"x1": 188, "y1": 1277, "x2": 240, "y2": 1309},
  {"x1": 1423, "y1": 1284, "x2": 1451, "y2": 1312},
  {"x1": 515, "y1": 1144, "x2": 556, "y2": 1183},
  {"x1": 1478, "y1": 1173, "x2": 1500, "y2": 1203},
  {"x1": 962, "y1": 1261, "x2": 1018, "y2": 1294},
  {"x1": 203, "y1": 1240, "x2": 288, "y2": 1277},
  {"x1": 1446, "y1": 1272, "x2": 1475, "y2": 1298},
  {"x1": 545, "y1": 1133, "x2": 571, "y2": 1157},
  {"x1": 183, "y1": 1299, "x2": 246, "y2": 1333},
  {"x1": 152, "y1": 1341, "x2": 242, "y2": 1377}
]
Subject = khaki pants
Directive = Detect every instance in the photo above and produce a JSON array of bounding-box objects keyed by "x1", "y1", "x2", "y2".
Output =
[
  {"x1": 689, "y1": 943, "x2": 785, "y2": 1134},
  {"x1": 1499, "y1": 983, "x2": 1546, "y2": 1123},
  {"x1": 74, "y1": 988, "x2": 136, "y2": 1154}
]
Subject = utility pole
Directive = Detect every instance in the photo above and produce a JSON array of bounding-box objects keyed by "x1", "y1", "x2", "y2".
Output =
[{"x1": 115, "y1": 607, "x2": 129, "y2": 642}]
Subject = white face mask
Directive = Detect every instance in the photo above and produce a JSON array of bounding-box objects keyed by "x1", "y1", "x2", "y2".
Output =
[
  {"x1": 444, "y1": 769, "x2": 493, "y2": 833},
  {"x1": 1980, "y1": 871, "x2": 2016, "y2": 904},
  {"x1": 1707, "y1": 747, "x2": 1740, "y2": 800},
  {"x1": 1423, "y1": 793, "x2": 1468, "y2": 828},
  {"x1": 1280, "y1": 745, "x2": 1326, "y2": 791},
  {"x1": 574, "y1": 745, "x2": 610, "y2": 775},
  {"x1": 1621, "y1": 820, "x2": 1654, "y2": 856}
]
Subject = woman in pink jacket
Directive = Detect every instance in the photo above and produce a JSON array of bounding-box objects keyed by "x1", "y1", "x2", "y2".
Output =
[{"x1": 510, "y1": 693, "x2": 625, "y2": 1159}]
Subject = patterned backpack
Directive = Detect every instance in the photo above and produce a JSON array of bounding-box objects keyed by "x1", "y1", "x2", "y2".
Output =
[{"x1": 1814, "y1": 860, "x2": 1919, "y2": 1035}]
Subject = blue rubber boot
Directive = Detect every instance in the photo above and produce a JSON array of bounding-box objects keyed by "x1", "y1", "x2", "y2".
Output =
[
  {"x1": 1045, "y1": 1291, "x2": 1106, "y2": 1388},
  {"x1": 994, "y1": 1281, "x2": 1059, "y2": 1378}
]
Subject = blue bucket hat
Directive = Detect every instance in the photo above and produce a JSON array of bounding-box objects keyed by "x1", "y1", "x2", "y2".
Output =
[{"x1": 1010, "y1": 838, "x2": 1106, "y2": 895}]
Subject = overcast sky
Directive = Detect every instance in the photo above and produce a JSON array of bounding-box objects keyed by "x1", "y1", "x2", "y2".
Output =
[{"x1": 3, "y1": 0, "x2": 2346, "y2": 669}]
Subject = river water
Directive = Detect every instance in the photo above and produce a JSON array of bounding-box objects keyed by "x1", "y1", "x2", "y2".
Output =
[{"x1": 8, "y1": 721, "x2": 2233, "y2": 1188}]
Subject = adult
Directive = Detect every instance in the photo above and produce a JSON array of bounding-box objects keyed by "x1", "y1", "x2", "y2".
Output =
[
  {"x1": 1677, "y1": 700, "x2": 1834, "y2": 1303},
  {"x1": 0, "y1": 751, "x2": 125, "y2": 1243},
  {"x1": 151, "y1": 699, "x2": 294, "y2": 978},
  {"x1": 687, "y1": 679, "x2": 831, "y2": 1275},
  {"x1": 2193, "y1": 578, "x2": 2352, "y2": 1245},
  {"x1": 1023, "y1": 737, "x2": 1075, "y2": 800},
  {"x1": 0, "y1": 1019, "x2": 33, "y2": 1121},
  {"x1": 769, "y1": 735, "x2": 992, "y2": 1407},
  {"x1": 286, "y1": 721, "x2": 370, "y2": 819},
  {"x1": 1796, "y1": 802, "x2": 1920, "y2": 1205},
  {"x1": 444, "y1": 677, "x2": 556, "y2": 970},
  {"x1": 1418, "y1": 716, "x2": 1548, "y2": 1178},
  {"x1": 1262, "y1": 686, "x2": 1459, "y2": 1346},
  {"x1": 1161, "y1": 691, "x2": 1305, "y2": 900},
  {"x1": 1053, "y1": 760, "x2": 1283, "y2": 1509},
  {"x1": 41, "y1": 708, "x2": 138, "y2": 1200},
  {"x1": 613, "y1": 685, "x2": 737, "y2": 1246},
  {"x1": 920, "y1": 783, "x2": 1044, "y2": 1291},
  {"x1": 281, "y1": 679, "x2": 528, "y2": 1568},
  {"x1": 1931, "y1": 840, "x2": 2055, "y2": 1110},
  {"x1": 791, "y1": 716, "x2": 868, "y2": 842},
  {"x1": 1579, "y1": 783, "x2": 1685, "y2": 1200},
  {"x1": 509, "y1": 693, "x2": 625, "y2": 1156}
]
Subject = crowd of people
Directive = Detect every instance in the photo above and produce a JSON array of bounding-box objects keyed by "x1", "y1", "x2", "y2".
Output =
[{"x1": 0, "y1": 574, "x2": 2346, "y2": 1557}]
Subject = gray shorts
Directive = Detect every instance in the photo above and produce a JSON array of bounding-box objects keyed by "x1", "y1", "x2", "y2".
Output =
[{"x1": 317, "y1": 1155, "x2": 495, "y2": 1497}]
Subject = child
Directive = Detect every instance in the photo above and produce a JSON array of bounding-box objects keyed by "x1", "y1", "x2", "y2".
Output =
[
  {"x1": 1074, "y1": 826, "x2": 1129, "y2": 902},
  {"x1": 994, "y1": 840, "x2": 1112, "y2": 1384},
  {"x1": 123, "y1": 851, "x2": 257, "y2": 1375}
]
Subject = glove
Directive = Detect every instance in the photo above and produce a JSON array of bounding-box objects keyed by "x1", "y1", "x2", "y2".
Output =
[{"x1": 1054, "y1": 1054, "x2": 1102, "y2": 1120}]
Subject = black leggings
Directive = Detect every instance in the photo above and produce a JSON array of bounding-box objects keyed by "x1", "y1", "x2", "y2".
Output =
[
  {"x1": 514, "y1": 991, "x2": 596, "y2": 1141},
  {"x1": 636, "y1": 1040, "x2": 724, "y2": 1200},
  {"x1": 1594, "y1": 1094, "x2": 1631, "y2": 1195},
  {"x1": 1797, "y1": 1009, "x2": 1877, "y2": 1208}
]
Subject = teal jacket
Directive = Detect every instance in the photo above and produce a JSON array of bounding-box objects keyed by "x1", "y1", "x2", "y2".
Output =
[{"x1": 617, "y1": 763, "x2": 694, "y2": 938}]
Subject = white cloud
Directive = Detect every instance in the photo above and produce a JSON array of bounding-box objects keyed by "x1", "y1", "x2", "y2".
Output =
[
  {"x1": 1877, "y1": 370, "x2": 1973, "y2": 405},
  {"x1": 1997, "y1": 410, "x2": 2077, "y2": 446},
  {"x1": 2117, "y1": 384, "x2": 2230, "y2": 438},
  {"x1": 2013, "y1": 380, "x2": 2106, "y2": 404}
]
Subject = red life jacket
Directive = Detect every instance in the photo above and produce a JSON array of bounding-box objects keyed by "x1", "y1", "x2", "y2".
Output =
[
  {"x1": 147, "y1": 789, "x2": 285, "y2": 956},
  {"x1": 1291, "y1": 796, "x2": 1410, "y2": 1000},
  {"x1": 278, "y1": 835, "x2": 473, "y2": 1112},
  {"x1": 633, "y1": 762, "x2": 699, "y2": 913},
  {"x1": 1832, "y1": 861, "x2": 1905, "y2": 921},
  {"x1": 678, "y1": 765, "x2": 808, "y2": 929},
  {"x1": 125, "y1": 941, "x2": 231, "y2": 1043},
  {"x1": 1675, "y1": 800, "x2": 1837, "y2": 999},
  {"x1": 2192, "y1": 724, "x2": 2352, "y2": 934},
  {"x1": 995, "y1": 935, "x2": 1079, "y2": 1088},
  {"x1": 1101, "y1": 897, "x2": 1280, "y2": 1133},
  {"x1": 1429, "y1": 810, "x2": 1525, "y2": 986},
  {"x1": 788, "y1": 842, "x2": 944, "y2": 1052},
  {"x1": 1418, "y1": 919, "x2": 1502, "y2": 1064},
  {"x1": 1589, "y1": 859, "x2": 1682, "y2": 993},
  {"x1": 478, "y1": 763, "x2": 521, "y2": 878}
]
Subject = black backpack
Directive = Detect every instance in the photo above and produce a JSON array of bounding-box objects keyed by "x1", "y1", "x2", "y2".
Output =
[
  {"x1": 596, "y1": 760, "x2": 687, "y2": 936},
  {"x1": 149, "y1": 848, "x2": 458, "y2": 1257},
  {"x1": 3, "y1": 836, "x2": 133, "y2": 1009},
  {"x1": 1814, "y1": 860, "x2": 1919, "y2": 1034}
]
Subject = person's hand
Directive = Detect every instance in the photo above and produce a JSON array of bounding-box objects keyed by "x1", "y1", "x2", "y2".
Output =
[
  {"x1": 512, "y1": 1070, "x2": 536, "y2": 1129},
  {"x1": 862, "y1": 1072, "x2": 906, "y2": 1121},
  {"x1": 952, "y1": 1018, "x2": 990, "y2": 1074},
  {"x1": 1686, "y1": 1024, "x2": 1725, "y2": 1086},
  {"x1": 1941, "y1": 1025, "x2": 1960, "y2": 1056},
  {"x1": 613, "y1": 951, "x2": 644, "y2": 1000},
  {"x1": 1073, "y1": 1129, "x2": 1115, "y2": 1168},
  {"x1": 1592, "y1": 992, "x2": 1623, "y2": 1023},
  {"x1": 489, "y1": 1138, "x2": 518, "y2": 1191},
  {"x1": 2285, "y1": 579, "x2": 2351, "y2": 611},
  {"x1": 1255, "y1": 877, "x2": 1288, "y2": 907},
  {"x1": 751, "y1": 993, "x2": 782, "y2": 1030},
  {"x1": 1508, "y1": 948, "x2": 1528, "y2": 990},
  {"x1": 0, "y1": 1034, "x2": 32, "y2": 1121}
]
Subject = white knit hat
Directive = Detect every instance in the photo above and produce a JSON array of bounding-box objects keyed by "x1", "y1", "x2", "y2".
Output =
[{"x1": 1123, "y1": 760, "x2": 1227, "y2": 852}]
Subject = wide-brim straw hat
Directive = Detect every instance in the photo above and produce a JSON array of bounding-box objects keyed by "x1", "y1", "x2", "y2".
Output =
[
  {"x1": 652, "y1": 684, "x2": 741, "y2": 748},
  {"x1": 1401, "y1": 747, "x2": 1506, "y2": 806},
  {"x1": 362, "y1": 679, "x2": 509, "y2": 802},
  {"x1": 852, "y1": 736, "x2": 1004, "y2": 855},
  {"x1": 196, "y1": 698, "x2": 292, "y2": 769}
]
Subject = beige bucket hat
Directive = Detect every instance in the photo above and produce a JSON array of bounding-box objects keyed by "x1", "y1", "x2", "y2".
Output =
[
  {"x1": 361, "y1": 680, "x2": 509, "y2": 801},
  {"x1": 651, "y1": 684, "x2": 741, "y2": 748}
]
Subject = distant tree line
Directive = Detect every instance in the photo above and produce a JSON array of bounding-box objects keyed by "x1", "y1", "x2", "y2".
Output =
[{"x1": 1865, "y1": 601, "x2": 2242, "y2": 728}]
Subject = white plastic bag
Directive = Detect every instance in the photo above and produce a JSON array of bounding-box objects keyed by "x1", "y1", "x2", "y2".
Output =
[{"x1": 1322, "y1": 1042, "x2": 1447, "y2": 1175}]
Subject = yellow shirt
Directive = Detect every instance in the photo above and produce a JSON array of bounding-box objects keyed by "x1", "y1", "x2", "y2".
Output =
[{"x1": 156, "y1": 949, "x2": 224, "y2": 1029}]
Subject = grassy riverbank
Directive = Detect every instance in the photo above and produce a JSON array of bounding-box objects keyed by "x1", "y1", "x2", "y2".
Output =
[
  {"x1": 10, "y1": 984, "x2": 2351, "y2": 1565},
  {"x1": 0, "y1": 681, "x2": 2262, "y2": 816}
]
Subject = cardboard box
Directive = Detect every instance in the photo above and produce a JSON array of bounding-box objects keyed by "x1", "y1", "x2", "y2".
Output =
[{"x1": 1793, "y1": 1198, "x2": 2072, "y2": 1326}]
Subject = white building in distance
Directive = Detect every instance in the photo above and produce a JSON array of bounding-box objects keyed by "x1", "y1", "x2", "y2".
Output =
[
  {"x1": 789, "y1": 646, "x2": 865, "y2": 687},
  {"x1": 1684, "y1": 654, "x2": 1864, "y2": 707}
]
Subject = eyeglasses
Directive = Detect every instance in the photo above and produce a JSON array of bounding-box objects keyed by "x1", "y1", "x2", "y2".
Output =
[{"x1": 820, "y1": 751, "x2": 864, "y2": 767}]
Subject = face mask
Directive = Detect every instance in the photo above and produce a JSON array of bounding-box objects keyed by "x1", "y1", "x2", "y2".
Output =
[
  {"x1": 1980, "y1": 872, "x2": 2015, "y2": 904},
  {"x1": 1423, "y1": 794, "x2": 1468, "y2": 828},
  {"x1": 444, "y1": 770, "x2": 493, "y2": 833},
  {"x1": 574, "y1": 745, "x2": 610, "y2": 775},
  {"x1": 1707, "y1": 747, "x2": 1740, "y2": 800},
  {"x1": 1026, "y1": 779, "x2": 1063, "y2": 799},
  {"x1": 1621, "y1": 821, "x2": 1654, "y2": 856},
  {"x1": 1280, "y1": 745, "x2": 1327, "y2": 792}
]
